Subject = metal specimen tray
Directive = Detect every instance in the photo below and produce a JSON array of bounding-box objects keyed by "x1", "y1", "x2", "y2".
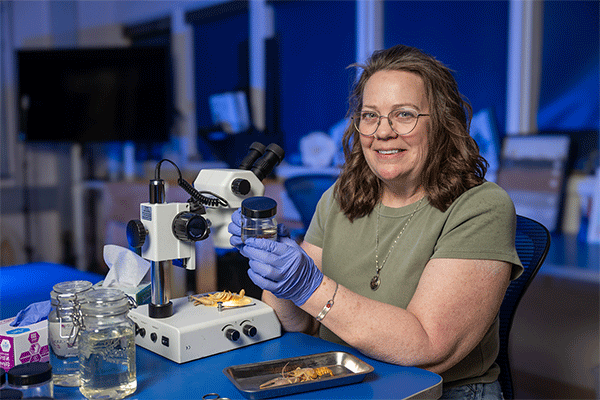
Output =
[{"x1": 223, "y1": 351, "x2": 374, "y2": 399}]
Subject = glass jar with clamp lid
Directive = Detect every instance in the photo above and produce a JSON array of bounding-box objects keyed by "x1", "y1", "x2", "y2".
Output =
[
  {"x1": 75, "y1": 288, "x2": 137, "y2": 400},
  {"x1": 48, "y1": 280, "x2": 93, "y2": 387}
]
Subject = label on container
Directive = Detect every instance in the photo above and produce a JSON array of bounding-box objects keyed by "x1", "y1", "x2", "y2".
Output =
[
  {"x1": 49, "y1": 322, "x2": 78, "y2": 357},
  {"x1": 0, "y1": 318, "x2": 49, "y2": 370},
  {"x1": 141, "y1": 205, "x2": 152, "y2": 221},
  {"x1": 0, "y1": 337, "x2": 14, "y2": 370}
]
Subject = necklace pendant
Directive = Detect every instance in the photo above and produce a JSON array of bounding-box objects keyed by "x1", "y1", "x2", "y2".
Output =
[{"x1": 370, "y1": 275, "x2": 381, "y2": 291}]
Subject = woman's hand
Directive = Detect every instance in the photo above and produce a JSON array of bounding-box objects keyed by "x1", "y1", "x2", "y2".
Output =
[
  {"x1": 228, "y1": 208, "x2": 290, "y2": 250},
  {"x1": 228, "y1": 209, "x2": 245, "y2": 249},
  {"x1": 240, "y1": 236, "x2": 323, "y2": 306}
]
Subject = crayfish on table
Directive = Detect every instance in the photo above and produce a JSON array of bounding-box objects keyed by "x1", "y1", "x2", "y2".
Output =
[
  {"x1": 259, "y1": 363, "x2": 334, "y2": 389},
  {"x1": 190, "y1": 289, "x2": 252, "y2": 307}
]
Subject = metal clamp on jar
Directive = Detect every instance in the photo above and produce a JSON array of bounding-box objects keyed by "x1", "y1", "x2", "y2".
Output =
[
  {"x1": 74, "y1": 288, "x2": 137, "y2": 400},
  {"x1": 48, "y1": 280, "x2": 93, "y2": 387}
]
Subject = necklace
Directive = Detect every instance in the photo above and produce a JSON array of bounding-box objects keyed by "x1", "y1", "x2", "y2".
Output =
[{"x1": 371, "y1": 197, "x2": 424, "y2": 291}]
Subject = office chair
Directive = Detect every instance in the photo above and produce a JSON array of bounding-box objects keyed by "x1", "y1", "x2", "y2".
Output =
[
  {"x1": 497, "y1": 215, "x2": 551, "y2": 399},
  {"x1": 283, "y1": 174, "x2": 338, "y2": 232}
]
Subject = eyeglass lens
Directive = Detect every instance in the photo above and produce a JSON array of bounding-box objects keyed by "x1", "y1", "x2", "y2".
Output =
[{"x1": 354, "y1": 109, "x2": 425, "y2": 136}]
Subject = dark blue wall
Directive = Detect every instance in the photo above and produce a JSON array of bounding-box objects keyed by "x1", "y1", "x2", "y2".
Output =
[
  {"x1": 271, "y1": 1, "x2": 356, "y2": 162},
  {"x1": 384, "y1": 1, "x2": 509, "y2": 135},
  {"x1": 191, "y1": 8, "x2": 250, "y2": 164},
  {"x1": 537, "y1": 1, "x2": 599, "y2": 131},
  {"x1": 193, "y1": 12, "x2": 249, "y2": 127},
  {"x1": 189, "y1": 0, "x2": 598, "y2": 163}
]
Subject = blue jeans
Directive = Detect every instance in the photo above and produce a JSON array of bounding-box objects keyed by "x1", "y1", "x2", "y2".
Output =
[{"x1": 440, "y1": 380, "x2": 504, "y2": 400}]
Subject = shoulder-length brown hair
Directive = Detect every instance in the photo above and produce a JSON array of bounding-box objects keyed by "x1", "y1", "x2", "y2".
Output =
[{"x1": 335, "y1": 44, "x2": 487, "y2": 221}]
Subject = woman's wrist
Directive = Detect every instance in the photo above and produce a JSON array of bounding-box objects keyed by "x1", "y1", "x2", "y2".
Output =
[
  {"x1": 300, "y1": 276, "x2": 339, "y2": 322},
  {"x1": 262, "y1": 290, "x2": 315, "y2": 333},
  {"x1": 316, "y1": 281, "x2": 339, "y2": 321}
]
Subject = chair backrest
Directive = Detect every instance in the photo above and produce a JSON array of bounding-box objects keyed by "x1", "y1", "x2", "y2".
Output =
[
  {"x1": 496, "y1": 215, "x2": 551, "y2": 399},
  {"x1": 283, "y1": 174, "x2": 338, "y2": 231}
]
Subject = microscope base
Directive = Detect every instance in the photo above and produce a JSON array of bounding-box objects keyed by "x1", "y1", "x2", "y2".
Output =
[{"x1": 129, "y1": 296, "x2": 282, "y2": 364}]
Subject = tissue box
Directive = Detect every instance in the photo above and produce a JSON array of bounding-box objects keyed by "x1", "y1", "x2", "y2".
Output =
[
  {"x1": 0, "y1": 318, "x2": 49, "y2": 370},
  {"x1": 93, "y1": 281, "x2": 151, "y2": 306}
]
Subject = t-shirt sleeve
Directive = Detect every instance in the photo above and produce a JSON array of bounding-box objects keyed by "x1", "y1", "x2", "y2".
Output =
[{"x1": 432, "y1": 183, "x2": 524, "y2": 280}]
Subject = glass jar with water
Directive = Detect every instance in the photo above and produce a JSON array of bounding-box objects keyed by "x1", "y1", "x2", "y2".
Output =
[
  {"x1": 76, "y1": 288, "x2": 137, "y2": 400},
  {"x1": 48, "y1": 280, "x2": 93, "y2": 387},
  {"x1": 241, "y1": 196, "x2": 278, "y2": 242}
]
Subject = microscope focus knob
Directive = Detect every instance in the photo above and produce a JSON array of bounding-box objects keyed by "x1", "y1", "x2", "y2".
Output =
[
  {"x1": 231, "y1": 178, "x2": 251, "y2": 196},
  {"x1": 224, "y1": 328, "x2": 240, "y2": 342},
  {"x1": 242, "y1": 324, "x2": 257, "y2": 337},
  {"x1": 172, "y1": 212, "x2": 210, "y2": 242},
  {"x1": 126, "y1": 220, "x2": 147, "y2": 248}
]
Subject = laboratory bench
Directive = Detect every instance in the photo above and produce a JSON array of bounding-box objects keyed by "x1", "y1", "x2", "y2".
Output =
[
  {"x1": 52, "y1": 332, "x2": 441, "y2": 400},
  {"x1": 1, "y1": 262, "x2": 442, "y2": 400}
]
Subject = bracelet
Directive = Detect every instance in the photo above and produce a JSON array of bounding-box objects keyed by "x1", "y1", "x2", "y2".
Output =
[{"x1": 316, "y1": 282, "x2": 339, "y2": 322}]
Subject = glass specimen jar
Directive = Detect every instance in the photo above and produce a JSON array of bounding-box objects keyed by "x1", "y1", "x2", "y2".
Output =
[
  {"x1": 76, "y1": 288, "x2": 136, "y2": 400},
  {"x1": 7, "y1": 362, "x2": 53, "y2": 398},
  {"x1": 241, "y1": 196, "x2": 278, "y2": 243},
  {"x1": 48, "y1": 280, "x2": 93, "y2": 387}
]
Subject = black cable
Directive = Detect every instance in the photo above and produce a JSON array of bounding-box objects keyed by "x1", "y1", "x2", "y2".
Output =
[
  {"x1": 155, "y1": 158, "x2": 181, "y2": 180},
  {"x1": 154, "y1": 159, "x2": 229, "y2": 208}
]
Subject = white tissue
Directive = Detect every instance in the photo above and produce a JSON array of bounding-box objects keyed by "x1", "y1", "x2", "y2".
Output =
[{"x1": 103, "y1": 245, "x2": 151, "y2": 288}]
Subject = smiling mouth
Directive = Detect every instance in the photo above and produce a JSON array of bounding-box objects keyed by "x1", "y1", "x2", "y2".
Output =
[{"x1": 376, "y1": 149, "x2": 404, "y2": 155}]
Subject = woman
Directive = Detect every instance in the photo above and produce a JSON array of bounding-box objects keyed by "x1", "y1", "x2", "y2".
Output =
[{"x1": 229, "y1": 44, "x2": 522, "y2": 399}]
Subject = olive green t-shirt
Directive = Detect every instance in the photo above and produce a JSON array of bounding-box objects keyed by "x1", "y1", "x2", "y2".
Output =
[{"x1": 304, "y1": 181, "x2": 523, "y2": 387}]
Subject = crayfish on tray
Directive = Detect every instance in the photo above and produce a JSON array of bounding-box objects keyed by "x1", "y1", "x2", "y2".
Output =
[
  {"x1": 190, "y1": 289, "x2": 252, "y2": 307},
  {"x1": 259, "y1": 363, "x2": 334, "y2": 389}
]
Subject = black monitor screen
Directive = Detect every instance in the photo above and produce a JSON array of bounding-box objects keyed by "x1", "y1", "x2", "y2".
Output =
[{"x1": 18, "y1": 46, "x2": 172, "y2": 143}]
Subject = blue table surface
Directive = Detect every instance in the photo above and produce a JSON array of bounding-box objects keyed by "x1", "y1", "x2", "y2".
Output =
[
  {"x1": 52, "y1": 332, "x2": 441, "y2": 400},
  {"x1": 2, "y1": 263, "x2": 442, "y2": 399}
]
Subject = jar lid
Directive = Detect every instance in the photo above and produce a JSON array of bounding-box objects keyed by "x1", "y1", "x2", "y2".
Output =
[
  {"x1": 51, "y1": 280, "x2": 93, "y2": 306},
  {"x1": 80, "y1": 288, "x2": 129, "y2": 316},
  {"x1": 241, "y1": 196, "x2": 277, "y2": 218},
  {"x1": 7, "y1": 362, "x2": 52, "y2": 387},
  {"x1": 52, "y1": 280, "x2": 93, "y2": 295}
]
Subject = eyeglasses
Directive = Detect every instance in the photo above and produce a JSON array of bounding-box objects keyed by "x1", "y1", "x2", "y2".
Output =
[{"x1": 352, "y1": 108, "x2": 430, "y2": 136}]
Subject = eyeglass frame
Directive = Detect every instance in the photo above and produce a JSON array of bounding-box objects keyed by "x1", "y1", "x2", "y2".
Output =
[{"x1": 352, "y1": 108, "x2": 430, "y2": 137}]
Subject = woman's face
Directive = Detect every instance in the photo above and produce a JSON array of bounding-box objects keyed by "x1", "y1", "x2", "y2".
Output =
[{"x1": 359, "y1": 69, "x2": 430, "y2": 193}]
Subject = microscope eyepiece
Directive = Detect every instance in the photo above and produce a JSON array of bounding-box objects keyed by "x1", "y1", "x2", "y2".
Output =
[
  {"x1": 251, "y1": 143, "x2": 285, "y2": 181},
  {"x1": 238, "y1": 142, "x2": 266, "y2": 170}
]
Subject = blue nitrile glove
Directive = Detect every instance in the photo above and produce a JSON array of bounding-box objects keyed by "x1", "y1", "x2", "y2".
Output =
[
  {"x1": 229, "y1": 209, "x2": 244, "y2": 249},
  {"x1": 10, "y1": 300, "x2": 51, "y2": 327},
  {"x1": 240, "y1": 236, "x2": 323, "y2": 306},
  {"x1": 277, "y1": 223, "x2": 290, "y2": 239},
  {"x1": 228, "y1": 208, "x2": 290, "y2": 250}
]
